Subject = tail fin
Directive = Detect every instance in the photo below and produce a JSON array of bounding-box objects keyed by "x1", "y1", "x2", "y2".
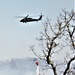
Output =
[{"x1": 38, "y1": 13, "x2": 44, "y2": 20}]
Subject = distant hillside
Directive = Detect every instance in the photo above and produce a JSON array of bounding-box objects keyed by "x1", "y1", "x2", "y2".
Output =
[
  {"x1": 0, "y1": 58, "x2": 49, "y2": 75},
  {"x1": 0, "y1": 58, "x2": 75, "y2": 75}
]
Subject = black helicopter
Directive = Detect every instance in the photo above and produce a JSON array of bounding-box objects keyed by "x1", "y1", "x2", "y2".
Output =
[{"x1": 19, "y1": 14, "x2": 43, "y2": 23}]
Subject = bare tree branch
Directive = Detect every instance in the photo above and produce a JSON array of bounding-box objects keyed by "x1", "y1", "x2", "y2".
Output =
[
  {"x1": 30, "y1": 9, "x2": 75, "y2": 75},
  {"x1": 63, "y1": 56, "x2": 75, "y2": 75}
]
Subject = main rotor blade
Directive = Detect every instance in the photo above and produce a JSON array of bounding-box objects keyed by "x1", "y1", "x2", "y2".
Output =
[
  {"x1": 14, "y1": 14, "x2": 44, "y2": 18},
  {"x1": 14, "y1": 16, "x2": 25, "y2": 18}
]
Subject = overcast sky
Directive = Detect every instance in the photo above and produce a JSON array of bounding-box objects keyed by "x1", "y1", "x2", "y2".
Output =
[{"x1": 0, "y1": 0, "x2": 74, "y2": 61}]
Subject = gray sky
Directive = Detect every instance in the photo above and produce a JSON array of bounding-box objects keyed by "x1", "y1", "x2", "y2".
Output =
[{"x1": 0, "y1": 0, "x2": 74, "y2": 61}]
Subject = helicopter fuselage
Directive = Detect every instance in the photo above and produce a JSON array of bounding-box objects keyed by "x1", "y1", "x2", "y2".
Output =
[
  {"x1": 20, "y1": 15, "x2": 42, "y2": 23},
  {"x1": 20, "y1": 18, "x2": 38, "y2": 23}
]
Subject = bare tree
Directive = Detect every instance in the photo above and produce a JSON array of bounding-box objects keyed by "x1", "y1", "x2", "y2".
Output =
[{"x1": 30, "y1": 9, "x2": 75, "y2": 75}]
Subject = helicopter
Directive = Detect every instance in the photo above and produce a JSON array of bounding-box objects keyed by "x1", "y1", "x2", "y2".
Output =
[{"x1": 17, "y1": 13, "x2": 44, "y2": 23}]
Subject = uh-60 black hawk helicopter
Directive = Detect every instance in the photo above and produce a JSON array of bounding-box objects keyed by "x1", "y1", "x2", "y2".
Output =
[{"x1": 16, "y1": 13, "x2": 44, "y2": 23}]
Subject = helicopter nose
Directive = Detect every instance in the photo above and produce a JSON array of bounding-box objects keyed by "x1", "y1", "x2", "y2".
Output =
[{"x1": 20, "y1": 20, "x2": 22, "y2": 22}]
